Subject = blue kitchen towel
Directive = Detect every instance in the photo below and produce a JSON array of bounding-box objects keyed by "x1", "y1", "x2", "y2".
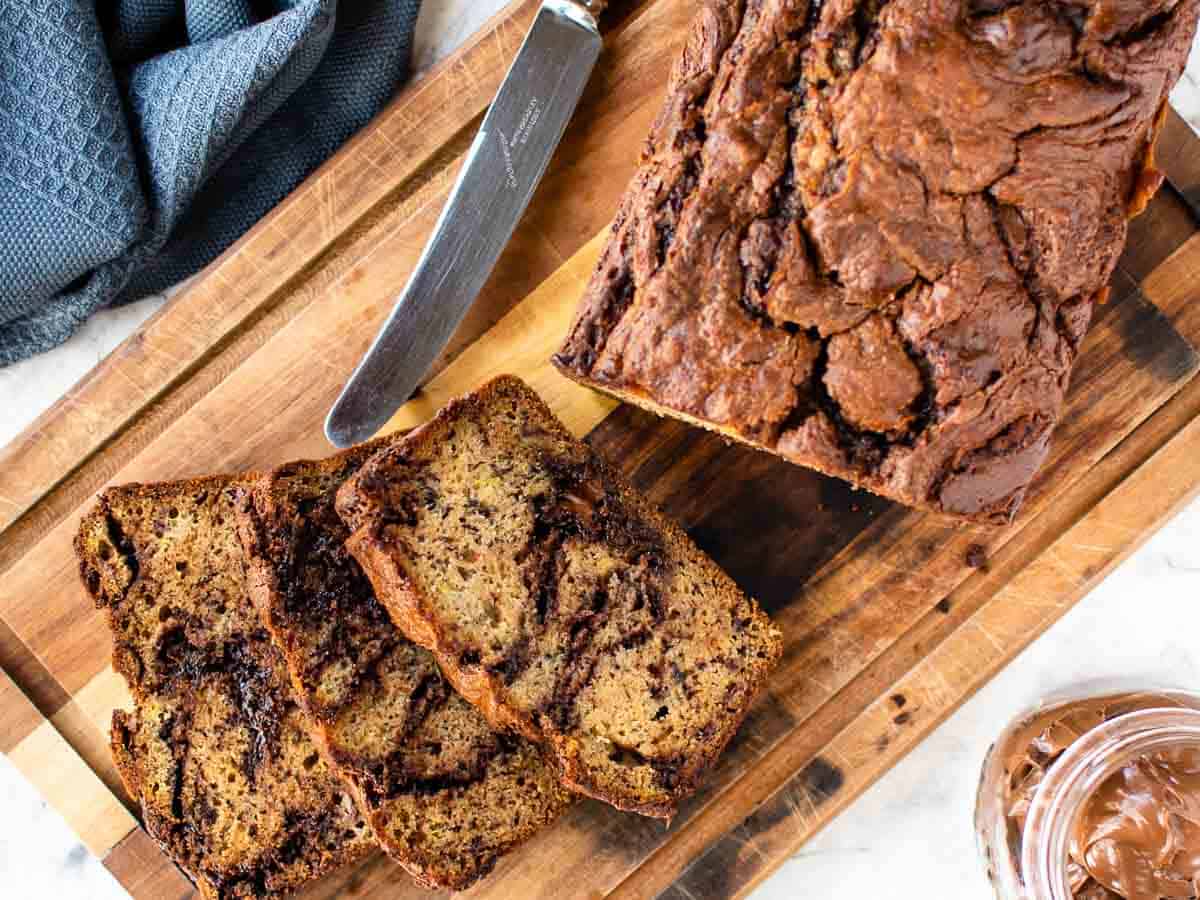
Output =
[{"x1": 0, "y1": 0, "x2": 422, "y2": 366}]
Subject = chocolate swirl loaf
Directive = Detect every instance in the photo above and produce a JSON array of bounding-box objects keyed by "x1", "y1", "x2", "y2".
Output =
[{"x1": 555, "y1": 0, "x2": 1200, "y2": 522}]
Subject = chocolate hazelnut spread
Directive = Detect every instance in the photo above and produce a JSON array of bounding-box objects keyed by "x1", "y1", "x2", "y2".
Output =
[
  {"x1": 1072, "y1": 746, "x2": 1200, "y2": 899},
  {"x1": 984, "y1": 692, "x2": 1200, "y2": 900}
]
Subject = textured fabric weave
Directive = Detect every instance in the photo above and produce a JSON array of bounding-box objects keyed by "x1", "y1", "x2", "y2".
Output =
[{"x1": 0, "y1": 0, "x2": 422, "y2": 365}]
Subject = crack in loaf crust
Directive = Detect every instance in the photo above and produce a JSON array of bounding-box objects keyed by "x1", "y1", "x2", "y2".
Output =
[
  {"x1": 75, "y1": 477, "x2": 374, "y2": 900},
  {"x1": 554, "y1": 0, "x2": 1200, "y2": 523},
  {"x1": 335, "y1": 376, "x2": 783, "y2": 819},
  {"x1": 237, "y1": 443, "x2": 574, "y2": 891}
]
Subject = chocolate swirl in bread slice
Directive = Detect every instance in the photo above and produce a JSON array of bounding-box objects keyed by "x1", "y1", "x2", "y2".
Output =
[
  {"x1": 237, "y1": 444, "x2": 574, "y2": 890},
  {"x1": 336, "y1": 376, "x2": 782, "y2": 819},
  {"x1": 76, "y1": 477, "x2": 375, "y2": 900}
]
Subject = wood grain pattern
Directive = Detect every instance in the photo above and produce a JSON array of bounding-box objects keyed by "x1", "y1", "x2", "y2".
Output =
[
  {"x1": 2, "y1": 2, "x2": 1200, "y2": 898},
  {"x1": 661, "y1": 386, "x2": 1200, "y2": 900},
  {"x1": 1, "y1": 670, "x2": 136, "y2": 860},
  {"x1": 0, "y1": 669, "x2": 46, "y2": 756},
  {"x1": 1160, "y1": 110, "x2": 1200, "y2": 222},
  {"x1": 103, "y1": 830, "x2": 195, "y2": 900}
]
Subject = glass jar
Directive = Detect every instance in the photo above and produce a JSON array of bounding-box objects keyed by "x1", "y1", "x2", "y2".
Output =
[{"x1": 975, "y1": 688, "x2": 1200, "y2": 900}]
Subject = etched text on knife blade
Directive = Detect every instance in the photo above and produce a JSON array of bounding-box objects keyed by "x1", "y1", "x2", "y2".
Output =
[{"x1": 499, "y1": 97, "x2": 544, "y2": 190}]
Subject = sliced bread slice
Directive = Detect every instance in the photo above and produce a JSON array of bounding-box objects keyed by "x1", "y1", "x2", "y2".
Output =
[
  {"x1": 336, "y1": 376, "x2": 783, "y2": 818},
  {"x1": 238, "y1": 444, "x2": 574, "y2": 890},
  {"x1": 76, "y1": 477, "x2": 375, "y2": 899}
]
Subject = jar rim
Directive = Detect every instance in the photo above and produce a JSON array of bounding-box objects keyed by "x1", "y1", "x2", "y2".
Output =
[{"x1": 1019, "y1": 705, "x2": 1200, "y2": 900}]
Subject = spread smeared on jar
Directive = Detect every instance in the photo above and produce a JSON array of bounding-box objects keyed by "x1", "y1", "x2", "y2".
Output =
[
  {"x1": 1000, "y1": 694, "x2": 1200, "y2": 900},
  {"x1": 1072, "y1": 746, "x2": 1200, "y2": 900}
]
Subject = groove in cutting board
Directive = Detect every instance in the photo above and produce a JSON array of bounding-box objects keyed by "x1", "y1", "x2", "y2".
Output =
[
  {"x1": 0, "y1": 670, "x2": 135, "y2": 860},
  {"x1": 103, "y1": 829, "x2": 195, "y2": 900},
  {"x1": 2, "y1": 0, "x2": 1200, "y2": 896}
]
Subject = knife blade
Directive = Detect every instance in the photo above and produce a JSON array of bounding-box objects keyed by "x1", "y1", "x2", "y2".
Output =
[{"x1": 325, "y1": 0, "x2": 604, "y2": 448}]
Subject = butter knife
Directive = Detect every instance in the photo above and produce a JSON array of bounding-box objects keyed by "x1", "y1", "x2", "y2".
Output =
[{"x1": 325, "y1": 0, "x2": 605, "y2": 448}]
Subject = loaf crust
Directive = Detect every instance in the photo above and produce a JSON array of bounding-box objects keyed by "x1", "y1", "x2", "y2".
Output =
[
  {"x1": 238, "y1": 444, "x2": 574, "y2": 890},
  {"x1": 76, "y1": 477, "x2": 374, "y2": 900},
  {"x1": 555, "y1": 0, "x2": 1200, "y2": 523},
  {"x1": 337, "y1": 376, "x2": 783, "y2": 819}
]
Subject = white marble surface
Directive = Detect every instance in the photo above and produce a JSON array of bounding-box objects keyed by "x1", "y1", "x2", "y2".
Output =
[{"x1": 3, "y1": 6, "x2": 1200, "y2": 899}]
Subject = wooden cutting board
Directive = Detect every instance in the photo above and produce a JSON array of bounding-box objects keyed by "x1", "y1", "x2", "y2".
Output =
[{"x1": 4, "y1": 1, "x2": 1200, "y2": 897}]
